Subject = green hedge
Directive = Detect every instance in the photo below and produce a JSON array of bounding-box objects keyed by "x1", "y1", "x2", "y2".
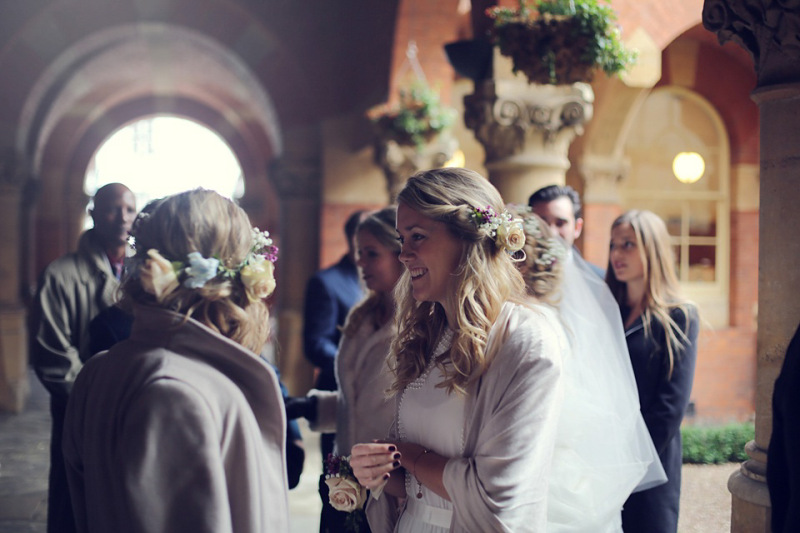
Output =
[{"x1": 681, "y1": 422, "x2": 755, "y2": 464}]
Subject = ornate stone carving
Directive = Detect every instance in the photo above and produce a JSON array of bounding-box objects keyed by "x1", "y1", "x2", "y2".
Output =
[
  {"x1": 703, "y1": 0, "x2": 800, "y2": 85},
  {"x1": 464, "y1": 80, "x2": 594, "y2": 165},
  {"x1": 374, "y1": 135, "x2": 458, "y2": 203}
]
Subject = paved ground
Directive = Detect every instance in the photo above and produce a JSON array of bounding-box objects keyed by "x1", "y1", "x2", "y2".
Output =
[{"x1": 0, "y1": 370, "x2": 736, "y2": 532}]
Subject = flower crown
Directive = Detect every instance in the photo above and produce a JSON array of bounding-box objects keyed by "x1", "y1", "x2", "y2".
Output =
[
  {"x1": 136, "y1": 227, "x2": 279, "y2": 303},
  {"x1": 511, "y1": 205, "x2": 566, "y2": 270},
  {"x1": 470, "y1": 205, "x2": 526, "y2": 259}
]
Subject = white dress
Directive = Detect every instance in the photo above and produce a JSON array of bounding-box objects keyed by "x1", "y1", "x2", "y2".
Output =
[{"x1": 396, "y1": 329, "x2": 463, "y2": 533}]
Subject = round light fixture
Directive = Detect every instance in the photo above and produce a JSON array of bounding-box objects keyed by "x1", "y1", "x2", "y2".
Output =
[
  {"x1": 443, "y1": 149, "x2": 466, "y2": 169},
  {"x1": 672, "y1": 152, "x2": 705, "y2": 184}
]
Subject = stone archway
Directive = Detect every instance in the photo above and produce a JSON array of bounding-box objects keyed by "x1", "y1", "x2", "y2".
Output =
[{"x1": 0, "y1": 19, "x2": 290, "y2": 410}]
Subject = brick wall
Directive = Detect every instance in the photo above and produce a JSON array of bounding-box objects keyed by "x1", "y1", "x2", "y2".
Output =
[
  {"x1": 319, "y1": 203, "x2": 382, "y2": 269},
  {"x1": 687, "y1": 326, "x2": 756, "y2": 424},
  {"x1": 730, "y1": 210, "x2": 759, "y2": 329}
]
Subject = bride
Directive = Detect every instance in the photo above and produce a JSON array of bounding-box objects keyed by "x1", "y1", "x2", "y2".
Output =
[{"x1": 511, "y1": 205, "x2": 666, "y2": 532}]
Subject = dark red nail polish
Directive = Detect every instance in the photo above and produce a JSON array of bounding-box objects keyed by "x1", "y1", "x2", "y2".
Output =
[
  {"x1": 388, "y1": 445, "x2": 396, "y2": 452},
  {"x1": 393, "y1": 453, "x2": 401, "y2": 460},
  {"x1": 393, "y1": 461, "x2": 400, "y2": 468}
]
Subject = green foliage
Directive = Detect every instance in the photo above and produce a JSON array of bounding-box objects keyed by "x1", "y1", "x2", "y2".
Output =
[
  {"x1": 681, "y1": 422, "x2": 755, "y2": 464},
  {"x1": 487, "y1": 0, "x2": 636, "y2": 84},
  {"x1": 369, "y1": 82, "x2": 457, "y2": 148}
]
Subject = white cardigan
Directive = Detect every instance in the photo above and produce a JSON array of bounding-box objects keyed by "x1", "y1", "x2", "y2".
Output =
[
  {"x1": 367, "y1": 302, "x2": 566, "y2": 532},
  {"x1": 310, "y1": 317, "x2": 396, "y2": 456}
]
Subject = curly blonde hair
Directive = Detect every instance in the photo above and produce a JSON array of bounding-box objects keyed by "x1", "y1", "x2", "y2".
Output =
[
  {"x1": 122, "y1": 189, "x2": 270, "y2": 354},
  {"x1": 390, "y1": 168, "x2": 526, "y2": 396},
  {"x1": 507, "y1": 205, "x2": 566, "y2": 304}
]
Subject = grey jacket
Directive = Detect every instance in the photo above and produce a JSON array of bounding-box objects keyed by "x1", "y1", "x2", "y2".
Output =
[
  {"x1": 63, "y1": 306, "x2": 290, "y2": 533},
  {"x1": 30, "y1": 229, "x2": 120, "y2": 398}
]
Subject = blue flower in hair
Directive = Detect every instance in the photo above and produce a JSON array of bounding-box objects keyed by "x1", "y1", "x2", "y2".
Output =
[{"x1": 183, "y1": 252, "x2": 220, "y2": 288}]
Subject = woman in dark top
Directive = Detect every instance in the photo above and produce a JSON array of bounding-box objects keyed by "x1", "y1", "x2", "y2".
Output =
[{"x1": 606, "y1": 210, "x2": 699, "y2": 533}]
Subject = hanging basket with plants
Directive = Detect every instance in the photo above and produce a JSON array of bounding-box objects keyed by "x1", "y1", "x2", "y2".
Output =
[
  {"x1": 368, "y1": 83, "x2": 457, "y2": 148},
  {"x1": 487, "y1": 0, "x2": 636, "y2": 85}
]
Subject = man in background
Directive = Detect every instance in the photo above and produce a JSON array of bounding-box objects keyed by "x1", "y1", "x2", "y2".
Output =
[
  {"x1": 529, "y1": 184, "x2": 605, "y2": 277},
  {"x1": 30, "y1": 183, "x2": 136, "y2": 533}
]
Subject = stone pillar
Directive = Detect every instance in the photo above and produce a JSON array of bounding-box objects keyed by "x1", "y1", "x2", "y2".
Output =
[
  {"x1": 270, "y1": 126, "x2": 323, "y2": 396},
  {"x1": 463, "y1": 79, "x2": 593, "y2": 204},
  {"x1": 0, "y1": 149, "x2": 30, "y2": 412},
  {"x1": 374, "y1": 135, "x2": 458, "y2": 203},
  {"x1": 578, "y1": 154, "x2": 626, "y2": 268},
  {"x1": 703, "y1": 1, "x2": 800, "y2": 531}
]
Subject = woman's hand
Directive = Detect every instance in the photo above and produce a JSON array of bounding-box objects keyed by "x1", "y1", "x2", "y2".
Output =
[{"x1": 350, "y1": 442, "x2": 401, "y2": 490}]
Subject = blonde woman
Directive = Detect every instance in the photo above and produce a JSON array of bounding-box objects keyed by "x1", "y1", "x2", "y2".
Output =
[
  {"x1": 606, "y1": 210, "x2": 699, "y2": 533},
  {"x1": 512, "y1": 206, "x2": 666, "y2": 532},
  {"x1": 63, "y1": 190, "x2": 288, "y2": 533},
  {"x1": 301, "y1": 206, "x2": 403, "y2": 532},
  {"x1": 350, "y1": 168, "x2": 566, "y2": 532}
]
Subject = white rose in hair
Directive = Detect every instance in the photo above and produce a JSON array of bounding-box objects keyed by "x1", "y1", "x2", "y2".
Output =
[
  {"x1": 240, "y1": 257, "x2": 277, "y2": 301},
  {"x1": 497, "y1": 221, "x2": 526, "y2": 252},
  {"x1": 140, "y1": 249, "x2": 179, "y2": 302}
]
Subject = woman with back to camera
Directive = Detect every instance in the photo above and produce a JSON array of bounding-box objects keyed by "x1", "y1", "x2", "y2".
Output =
[
  {"x1": 294, "y1": 206, "x2": 403, "y2": 532},
  {"x1": 349, "y1": 168, "x2": 567, "y2": 532},
  {"x1": 63, "y1": 189, "x2": 289, "y2": 533},
  {"x1": 606, "y1": 209, "x2": 699, "y2": 533},
  {"x1": 510, "y1": 205, "x2": 666, "y2": 532}
]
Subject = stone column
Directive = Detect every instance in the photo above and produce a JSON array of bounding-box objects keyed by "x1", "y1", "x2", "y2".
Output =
[
  {"x1": 703, "y1": 1, "x2": 800, "y2": 531},
  {"x1": 270, "y1": 126, "x2": 323, "y2": 396},
  {"x1": 0, "y1": 149, "x2": 30, "y2": 412},
  {"x1": 374, "y1": 134, "x2": 458, "y2": 203},
  {"x1": 463, "y1": 78, "x2": 593, "y2": 204}
]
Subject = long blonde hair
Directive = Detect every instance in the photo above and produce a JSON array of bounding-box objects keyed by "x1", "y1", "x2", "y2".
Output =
[
  {"x1": 343, "y1": 206, "x2": 400, "y2": 336},
  {"x1": 390, "y1": 168, "x2": 526, "y2": 395},
  {"x1": 123, "y1": 189, "x2": 270, "y2": 353},
  {"x1": 606, "y1": 209, "x2": 694, "y2": 378}
]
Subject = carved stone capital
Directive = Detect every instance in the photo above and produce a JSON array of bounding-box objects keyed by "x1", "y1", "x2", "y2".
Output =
[
  {"x1": 464, "y1": 80, "x2": 594, "y2": 165},
  {"x1": 579, "y1": 154, "x2": 629, "y2": 205},
  {"x1": 374, "y1": 135, "x2": 458, "y2": 202},
  {"x1": 703, "y1": 0, "x2": 800, "y2": 86}
]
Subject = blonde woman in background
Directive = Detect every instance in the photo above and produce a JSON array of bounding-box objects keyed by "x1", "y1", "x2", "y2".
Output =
[
  {"x1": 63, "y1": 189, "x2": 288, "y2": 533},
  {"x1": 606, "y1": 209, "x2": 699, "y2": 533},
  {"x1": 295, "y1": 206, "x2": 403, "y2": 532},
  {"x1": 350, "y1": 168, "x2": 566, "y2": 532},
  {"x1": 511, "y1": 205, "x2": 665, "y2": 532}
]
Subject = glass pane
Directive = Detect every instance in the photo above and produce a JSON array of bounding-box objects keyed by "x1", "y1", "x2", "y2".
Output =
[
  {"x1": 688, "y1": 245, "x2": 716, "y2": 282},
  {"x1": 673, "y1": 244, "x2": 683, "y2": 280},
  {"x1": 689, "y1": 201, "x2": 717, "y2": 238}
]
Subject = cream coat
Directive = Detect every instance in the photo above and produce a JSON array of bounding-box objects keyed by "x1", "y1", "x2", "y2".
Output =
[
  {"x1": 63, "y1": 307, "x2": 290, "y2": 533},
  {"x1": 309, "y1": 318, "x2": 395, "y2": 455},
  {"x1": 367, "y1": 302, "x2": 566, "y2": 532},
  {"x1": 31, "y1": 229, "x2": 121, "y2": 397}
]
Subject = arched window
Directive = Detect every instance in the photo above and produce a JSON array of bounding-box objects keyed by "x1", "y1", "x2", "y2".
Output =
[
  {"x1": 84, "y1": 115, "x2": 243, "y2": 225},
  {"x1": 623, "y1": 87, "x2": 730, "y2": 326}
]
